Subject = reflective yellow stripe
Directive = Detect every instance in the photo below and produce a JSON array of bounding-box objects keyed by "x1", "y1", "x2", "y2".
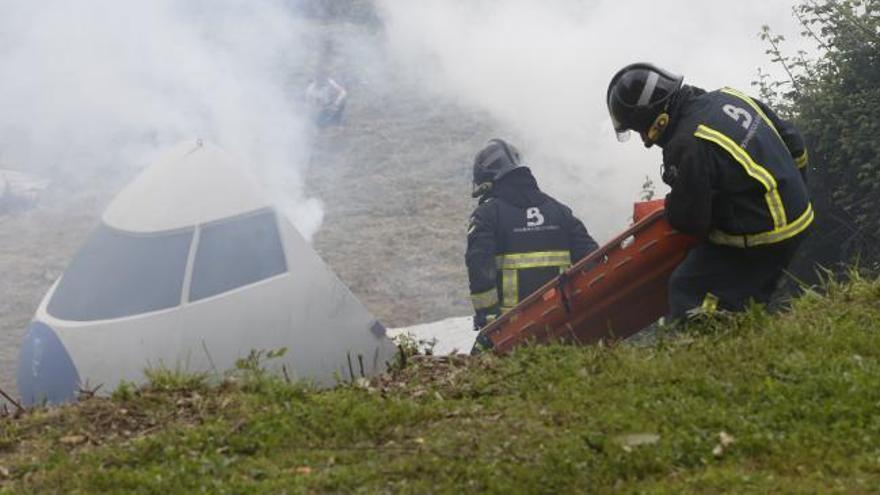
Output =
[
  {"x1": 494, "y1": 251, "x2": 571, "y2": 311},
  {"x1": 701, "y1": 292, "x2": 719, "y2": 314},
  {"x1": 709, "y1": 202, "x2": 814, "y2": 247},
  {"x1": 470, "y1": 288, "x2": 498, "y2": 311},
  {"x1": 495, "y1": 250, "x2": 571, "y2": 270},
  {"x1": 501, "y1": 269, "x2": 518, "y2": 308},
  {"x1": 720, "y1": 88, "x2": 784, "y2": 144},
  {"x1": 794, "y1": 149, "x2": 808, "y2": 169},
  {"x1": 694, "y1": 125, "x2": 787, "y2": 229}
]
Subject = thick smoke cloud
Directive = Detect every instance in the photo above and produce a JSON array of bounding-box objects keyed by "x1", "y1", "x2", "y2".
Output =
[
  {"x1": 378, "y1": 0, "x2": 812, "y2": 239},
  {"x1": 0, "y1": 0, "x2": 324, "y2": 238}
]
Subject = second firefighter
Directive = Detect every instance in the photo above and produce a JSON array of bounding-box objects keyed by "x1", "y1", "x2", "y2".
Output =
[{"x1": 466, "y1": 139, "x2": 598, "y2": 332}]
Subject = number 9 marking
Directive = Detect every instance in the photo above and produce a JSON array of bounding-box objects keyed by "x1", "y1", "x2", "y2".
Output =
[{"x1": 723, "y1": 104, "x2": 753, "y2": 130}]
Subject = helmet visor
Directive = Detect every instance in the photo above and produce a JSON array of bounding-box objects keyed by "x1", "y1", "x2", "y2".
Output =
[{"x1": 609, "y1": 112, "x2": 631, "y2": 142}]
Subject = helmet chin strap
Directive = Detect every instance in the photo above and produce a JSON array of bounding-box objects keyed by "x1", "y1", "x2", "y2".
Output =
[
  {"x1": 644, "y1": 112, "x2": 670, "y2": 148},
  {"x1": 472, "y1": 182, "x2": 493, "y2": 198}
]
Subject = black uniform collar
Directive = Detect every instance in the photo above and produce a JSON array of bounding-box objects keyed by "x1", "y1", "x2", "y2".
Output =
[
  {"x1": 657, "y1": 84, "x2": 706, "y2": 148},
  {"x1": 489, "y1": 168, "x2": 547, "y2": 208}
]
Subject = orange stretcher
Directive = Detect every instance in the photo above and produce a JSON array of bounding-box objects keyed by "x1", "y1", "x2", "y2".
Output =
[{"x1": 479, "y1": 199, "x2": 699, "y2": 354}]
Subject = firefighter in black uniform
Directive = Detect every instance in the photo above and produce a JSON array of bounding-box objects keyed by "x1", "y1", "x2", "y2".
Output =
[
  {"x1": 466, "y1": 139, "x2": 598, "y2": 347},
  {"x1": 606, "y1": 63, "x2": 812, "y2": 320}
]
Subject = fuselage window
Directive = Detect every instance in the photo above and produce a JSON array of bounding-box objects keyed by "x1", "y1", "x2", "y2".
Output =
[
  {"x1": 189, "y1": 209, "x2": 287, "y2": 302},
  {"x1": 47, "y1": 224, "x2": 193, "y2": 321}
]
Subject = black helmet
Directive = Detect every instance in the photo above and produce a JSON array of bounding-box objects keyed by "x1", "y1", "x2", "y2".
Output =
[
  {"x1": 606, "y1": 63, "x2": 683, "y2": 143},
  {"x1": 472, "y1": 139, "x2": 524, "y2": 198}
]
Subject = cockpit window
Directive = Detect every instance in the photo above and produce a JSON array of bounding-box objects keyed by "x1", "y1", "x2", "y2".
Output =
[
  {"x1": 189, "y1": 209, "x2": 287, "y2": 302},
  {"x1": 48, "y1": 224, "x2": 193, "y2": 321}
]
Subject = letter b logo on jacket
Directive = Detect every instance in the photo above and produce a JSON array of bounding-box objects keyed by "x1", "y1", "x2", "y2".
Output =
[{"x1": 526, "y1": 207, "x2": 545, "y2": 227}]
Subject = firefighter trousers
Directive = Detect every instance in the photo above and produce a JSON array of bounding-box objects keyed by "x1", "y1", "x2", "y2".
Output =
[{"x1": 667, "y1": 238, "x2": 802, "y2": 321}]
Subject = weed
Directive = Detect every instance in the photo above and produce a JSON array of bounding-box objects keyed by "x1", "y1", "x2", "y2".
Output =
[{"x1": 143, "y1": 367, "x2": 209, "y2": 394}]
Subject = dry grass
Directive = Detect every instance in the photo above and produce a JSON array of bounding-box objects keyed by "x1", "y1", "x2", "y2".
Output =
[{"x1": 304, "y1": 66, "x2": 505, "y2": 326}]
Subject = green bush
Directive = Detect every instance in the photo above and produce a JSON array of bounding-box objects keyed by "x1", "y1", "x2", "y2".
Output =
[{"x1": 758, "y1": 0, "x2": 880, "y2": 275}]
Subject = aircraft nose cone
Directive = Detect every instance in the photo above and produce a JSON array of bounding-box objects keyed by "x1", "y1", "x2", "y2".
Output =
[{"x1": 16, "y1": 322, "x2": 80, "y2": 406}]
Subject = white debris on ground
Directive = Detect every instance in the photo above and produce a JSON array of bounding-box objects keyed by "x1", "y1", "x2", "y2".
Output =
[{"x1": 389, "y1": 316, "x2": 476, "y2": 355}]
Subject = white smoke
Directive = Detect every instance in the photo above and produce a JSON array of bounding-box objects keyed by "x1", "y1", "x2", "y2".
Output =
[
  {"x1": 377, "y1": 0, "x2": 813, "y2": 239},
  {"x1": 0, "y1": 0, "x2": 325, "y2": 239}
]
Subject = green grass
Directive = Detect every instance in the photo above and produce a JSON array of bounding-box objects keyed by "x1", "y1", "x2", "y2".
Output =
[{"x1": 2, "y1": 276, "x2": 880, "y2": 493}]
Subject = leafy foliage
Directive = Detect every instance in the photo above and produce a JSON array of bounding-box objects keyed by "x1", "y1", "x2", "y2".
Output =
[
  {"x1": 640, "y1": 175, "x2": 656, "y2": 201},
  {"x1": 757, "y1": 0, "x2": 880, "y2": 275}
]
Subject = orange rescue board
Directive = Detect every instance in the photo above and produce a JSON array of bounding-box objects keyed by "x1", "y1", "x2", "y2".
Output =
[{"x1": 479, "y1": 200, "x2": 698, "y2": 354}]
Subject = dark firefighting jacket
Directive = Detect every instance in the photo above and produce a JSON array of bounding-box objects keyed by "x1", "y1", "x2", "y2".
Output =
[
  {"x1": 659, "y1": 86, "x2": 812, "y2": 247},
  {"x1": 466, "y1": 169, "x2": 598, "y2": 328}
]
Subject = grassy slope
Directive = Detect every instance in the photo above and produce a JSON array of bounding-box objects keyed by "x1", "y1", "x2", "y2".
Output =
[{"x1": 1, "y1": 276, "x2": 879, "y2": 493}]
